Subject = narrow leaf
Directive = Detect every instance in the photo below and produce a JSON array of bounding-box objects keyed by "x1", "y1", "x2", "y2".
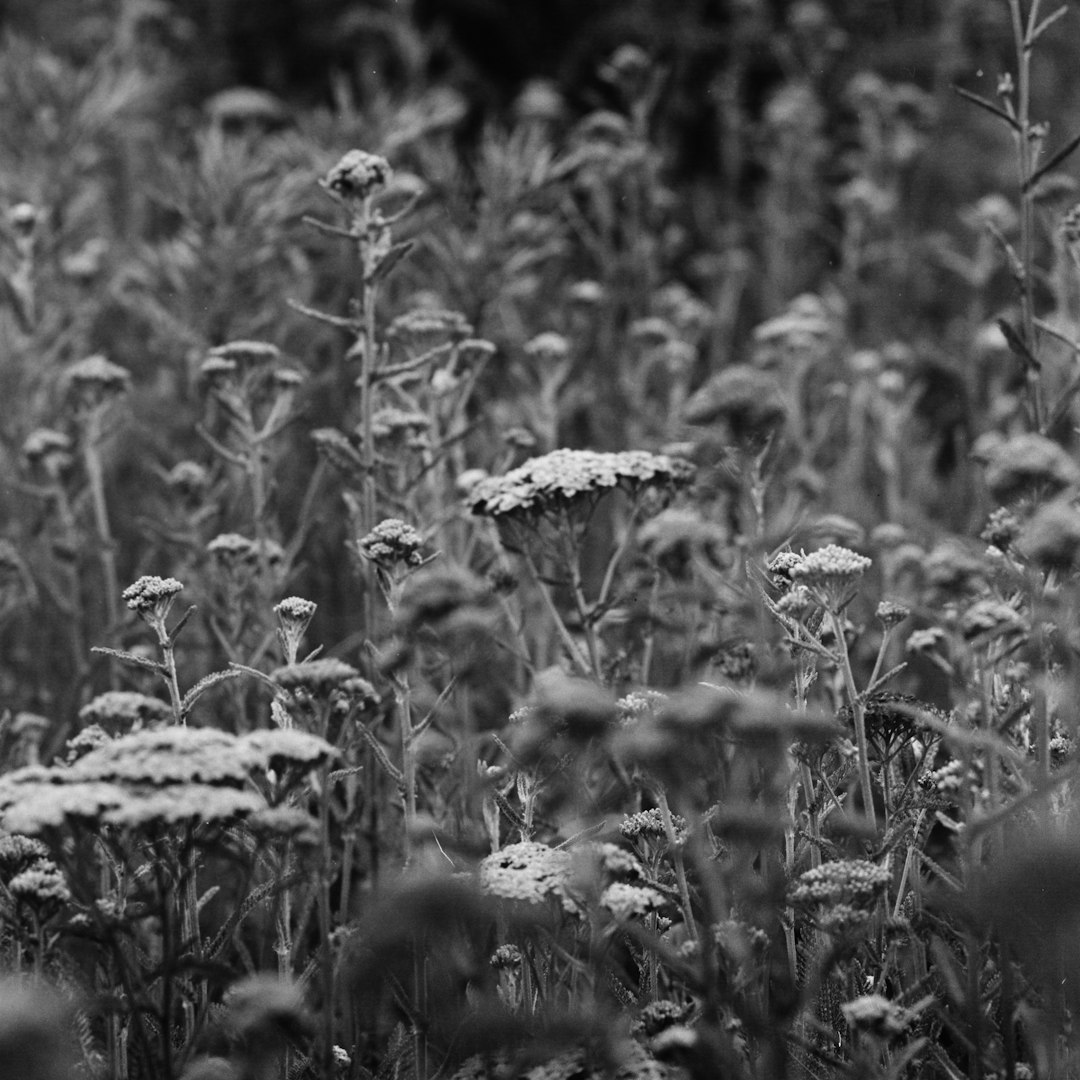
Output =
[
  {"x1": 90, "y1": 646, "x2": 165, "y2": 675},
  {"x1": 168, "y1": 604, "x2": 198, "y2": 645},
  {"x1": 180, "y1": 668, "x2": 246, "y2": 717},
  {"x1": 952, "y1": 85, "x2": 1020, "y2": 131},
  {"x1": 996, "y1": 318, "x2": 1041, "y2": 371},
  {"x1": 1025, "y1": 127, "x2": 1080, "y2": 192},
  {"x1": 366, "y1": 239, "x2": 414, "y2": 284}
]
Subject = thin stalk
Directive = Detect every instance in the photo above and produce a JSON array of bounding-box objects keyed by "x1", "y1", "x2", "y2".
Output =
[
  {"x1": 1009, "y1": 0, "x2": 1043, "y2": 428},
  {"x1": 82, "y1": 408, "x2": 120, "y2": 638},
  {"x1": 655, "y1": 786, "x2": 697, "y2": 942}
]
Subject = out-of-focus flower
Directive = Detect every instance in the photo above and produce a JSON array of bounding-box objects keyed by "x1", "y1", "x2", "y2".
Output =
[
  {"x1": 271, "y1": 658, "x2": 362, "y2": 697},
  {"x1": 479, "y1": 841, "x2": 579, "y2": 914},
  {"x1": 7, "y1": 202, "x2": 41, "y2": 238},
  {"x1": 324, "y1": 149, "x2": 393, "y2": 200},
  {"x1": 8, "y1": 863, "x2": 70, "y2": 906},
  {"x1": 207, "y1": 340, "x2": 280, "y2": 368},
  {"x1": 959, "y1": 599, "x2": 1028, "y2": 641},
  {"x1": 638, "y1": 508, "x2": 729, "y2": 577},
  {"x1": 79, "y1": 692, "x2": 171, "y2": 732},
  {"x1": 841, "y1": 994, "x2": 912, "y2": 1039},
  {"x1": 66, "y1": 354, "x2": 131, "y2": 407},
  {"x1": 165, "y1": 460, "x2": 211, "y2": 497},
  {"x1": 961, "y1": 193, "x2": 1018, "y2": 234},
  {"x1": 683, "y1": 365, "x2": 786, "y2": 449},
  {"x1": 21, "y1": 429, "x2": 72, "y2": 474},
  {"x1": 876, "y1": 600, "x2": 910, "y2": 628},
  {"x1": 0, "y1": 977, "x2": 77, "y2": 1080},
  {"x1": 524, "y1": 331, "x2": 570, "y2": 363},
  {"x1": 514, "y1": 79, "x2": 566, "y2": 124},
  {"x1": 601, "y1": 882, "x2": 666, "y2": 920},
  {"x1": 468, "y1": 449, "x2": 693, "y2": 521},
  {"x1": 791, "y1": 859, "x2": 890, "y2": 909},
  {"x1": 982, "y1": 433, "x2": 1079, "y2": 503},
  {"x1": 906, "y1": 627, "x2": 946, "y2": 655},
  {"x1": 1017, "y1": 496, "x2": 1080, "y2": 570},
  {"x1": 389, "y1": 307, "x2": 472, "y2": 349}
]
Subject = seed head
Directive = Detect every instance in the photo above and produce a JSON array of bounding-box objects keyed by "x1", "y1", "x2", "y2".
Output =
[
  {"x1": 683, "y1": 364, "x2": 787, "y2": 450},
  {"x1": 876, "y1": 600, "x2": 910, "y2": 629},
  {"x1": 791, "y1": 544, "x2": 871, "y2": 612},
  {"x1": 841, "y1": 994, "x2": 911, "y2": 1039},
  {"x1": 983, "y1": 433, "x2": 1080, "y2": 504}
]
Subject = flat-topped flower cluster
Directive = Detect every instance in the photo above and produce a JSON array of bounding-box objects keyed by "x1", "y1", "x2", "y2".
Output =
[{"x1": 467, "y1": 448, "x2": 694, "y2": 521}]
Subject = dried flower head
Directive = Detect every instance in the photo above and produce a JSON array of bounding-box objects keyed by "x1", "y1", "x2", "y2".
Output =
[
  {"x1": 468, "y1": 449, "x2": 694, "y2": 521},
  {"x1": 370, "y1": 407, "x2": 430, "y2": 442},
  {"x1": 683, "y1": 365, "x2": 787, "y2": 449},
  {"x1": 357, "y1": 519, "x2": 426, "y2": 569},
  {"x1": 983, "y1": 433, "x2": 1080, "y2": 504},
  {"x1": 490, "y1": 944, "x2": 523, "y2": 970},
  {"x1": 122, "y1": 575, "x2": 184, "y2": 633},
  {"x1": 324, "y1": 149, "x2": 393, "y2": 200},
  {"x1": 207, "y1": 532, "x2": 256, "y2": 562}
]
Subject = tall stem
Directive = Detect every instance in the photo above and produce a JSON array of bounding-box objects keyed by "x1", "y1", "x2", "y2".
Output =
[
  {"x1": 829, "y1": 610, "x2": 877, "y2": 831},
  {"x1": 1009, "y1": 0, "x2": 1043, "y2": 429},
  {"x1": 82, "y1": 408, "x2": 120, "y2": 638}
]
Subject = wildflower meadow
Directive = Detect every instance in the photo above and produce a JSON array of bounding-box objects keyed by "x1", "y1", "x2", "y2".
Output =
[{"x1": 6, "y1": 1, "x2": 1080, "y2": 1077}]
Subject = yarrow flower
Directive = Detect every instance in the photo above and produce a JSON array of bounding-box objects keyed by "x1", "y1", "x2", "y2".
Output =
[
  {"x1": 122, "y1": 575, "x2": 184, "y2": 632},
  {"x1": 959, "y1": 599, "x2": 1028, "y2": 642},
  {"x1": 1017, "y1": 496, "x2": 1080, "y2": 570},
  {"x1": 983, "y1": 433, "x2": 1080, "y2": 504},
  {"x1": 165, "y1": 460, "x2": 210, "y2": 496},
  {"x1": 791, "y1": 544, "x2": 871, "y2": 612},
  {"x1": 323, "y1": 149, "x2": 393, "y2": 200},
  {"x1": 22, "y1": 429, "x2": 72, "y2": 473},
  {"x1": 468, "y1": 449, "x2": 694, "y2": 521},
  {"x1": 479, "y1": 841, "x2": 579, "y2": 914},
  {"x1": 682, "y1": 364, "x2": 786, "y2": 449},
  {"x1": 79, "y1": 692, "x2": 171, "y2": 732},
  {"x1": 876, "y1": 600, "x2": 910, "y2": 629},
  {"x1": 357, "y1": 519, "x2": 426, "y2": 569},
  {"x1": 8, "y1": 864, "x2": 71, "y2": 906},
  {"x1": 790, "y1": 859, "x2": 891, "y2": 910},
  {"x1": 66, "y1": 354, "x2": 131, "y2": 406},
  {"x1": 274, "y1": 596, "x2": 317, "y2": 663},
  {"x1": 600, "y1": 882, "x2": 666, "y2": 920},
  {"x1": 271, "y1": 658, "x2": 364, "y2": 697},
  {"x1": 389, "y1": 307, "x2": 472, "y2": 347},
  {"x1": 208, "y1": 340, "x2": 280, "y2": 368},
  {"x1": 619, "y1": 808, "x2": 688, "y2": 843},
  {"x1": 524, "y1": 331, "x2": 570, "y2": 362}
]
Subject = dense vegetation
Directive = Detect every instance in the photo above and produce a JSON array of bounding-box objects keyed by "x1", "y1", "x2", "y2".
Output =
[{"x1": 3, "y1": 2, "x2": 1080, "y2": 1078}]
